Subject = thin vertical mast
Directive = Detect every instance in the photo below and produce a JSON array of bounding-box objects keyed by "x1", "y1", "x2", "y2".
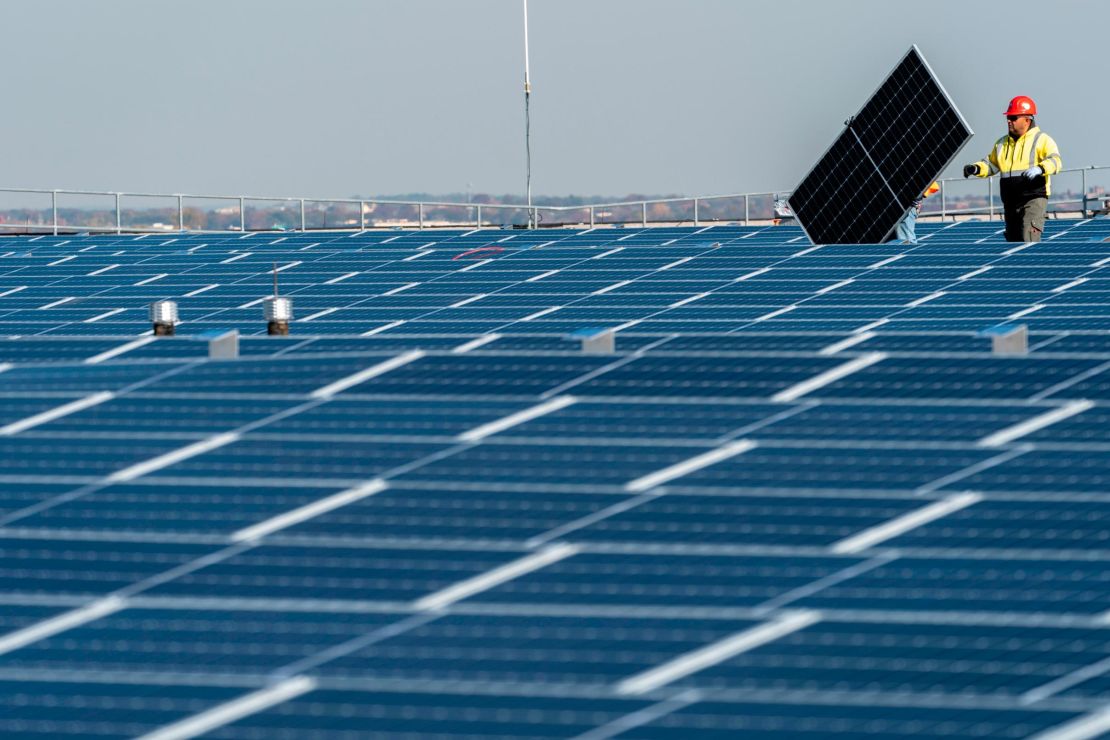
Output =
[{"x1": 523, "y1": 0, "x2": 533, "y2": 227}]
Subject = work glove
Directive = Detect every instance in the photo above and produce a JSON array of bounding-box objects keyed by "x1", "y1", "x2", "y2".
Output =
[
  {"x1": 1023, "y1": 165, "x2": 1044, "y2": 180},
  {"x1": 962, "y1": 164, "x2": 978, "y2": 178}
]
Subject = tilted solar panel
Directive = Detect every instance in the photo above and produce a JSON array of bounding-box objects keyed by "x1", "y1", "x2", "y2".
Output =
[{"x1": 789, "y1": 45, "x2": 973, "y2": 245}]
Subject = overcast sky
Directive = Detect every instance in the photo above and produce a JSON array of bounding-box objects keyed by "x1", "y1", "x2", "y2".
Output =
[{"x1": 3, "y1": 0, "x2": 1107, "y2": 199}]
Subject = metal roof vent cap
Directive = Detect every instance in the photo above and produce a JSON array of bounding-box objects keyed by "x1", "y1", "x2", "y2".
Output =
[
  {"x1": 264, "y1": 296, "x2": 292, "y2": 336},
  {"x1": 150, "y1": 300, "x2": 179, "y2": 336}
]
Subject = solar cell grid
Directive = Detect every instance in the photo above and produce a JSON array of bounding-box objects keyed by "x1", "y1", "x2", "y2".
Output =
[
  {"x1": 204, "y1": 691, "x2": 655, "y2": 740},
  {"x1": 0, "y1": 681, "x2": 248, "y2": 740},
  {"x1": 887, "y1": 498, "x2": 1110, "y2": 552},
  {"x1": 683, "y1": 620, "x2": 1110, "y2": 695},
  {"x1": 468, "y1": 551, "x2": 864, "y2": 608},
  {"x1": 285, "y1": 486, "x2": 622, "y2": 542},
  {"x1": 798, "y1": 557, "x2": 1110, "y2": 613},
  {"x1": 789, "y1": 46, "x2": 972, "y2": 244},
  {"x1": 607, "y1": 701, "x2": 1079, "y2": 739},
  {"x1": 1, "y1": 608, "x2": 403, "y2": 674},
  {"x1": 148, "y1": 543, "x2": 528, "y2": 602},
  {"x1": 15, "y1": 483, "x2": 351, "y2": 535},
  {"x1": 569, "y1": 494, "x2": 926, "y2": 547},
  {"x1": 321, "y1": 613, "x2": 761, "y2": 684}
]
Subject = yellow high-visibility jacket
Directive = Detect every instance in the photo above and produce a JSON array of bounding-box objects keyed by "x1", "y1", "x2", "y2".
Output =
[{"x1": 972, "y1": 126, "x2": 1062, "y2": 202}]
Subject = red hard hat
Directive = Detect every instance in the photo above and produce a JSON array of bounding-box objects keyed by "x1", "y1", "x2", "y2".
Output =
[{"x1": 1005, "y1": 95, "x2": 1037, "y2": 116}]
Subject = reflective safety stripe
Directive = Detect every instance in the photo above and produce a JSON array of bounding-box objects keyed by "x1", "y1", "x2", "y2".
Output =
[
  {"x1": 998, "y1": 130, "x2": 1046, "y2": 176},
  {"x1": 992, "y1": 129, "x2": 1037, "y2": 175},
  {"x1": 1029, "y1": 131, "x2": 1044, "y2": 169}
]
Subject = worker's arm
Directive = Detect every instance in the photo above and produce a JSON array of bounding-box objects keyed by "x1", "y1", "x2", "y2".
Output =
[
  {"x1": 1037, "y1": 134, "x2": 1062, "y2": 176},
  {"x1": 973, "y1": 143, "x2": 1001, "y2": 178}
]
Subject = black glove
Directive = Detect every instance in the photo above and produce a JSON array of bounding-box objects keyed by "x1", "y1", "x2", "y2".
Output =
[{"x1": 963, "y1": 164, "x2": 978, "y2": 178}]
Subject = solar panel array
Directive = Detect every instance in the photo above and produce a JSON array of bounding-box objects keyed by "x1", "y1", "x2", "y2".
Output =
[
  {"x1": 790, "y1": 46, "x2": 973, "y2": 245},
  {"x1": 1, "y1": 218, "x2": 1110, "y2": 738}
]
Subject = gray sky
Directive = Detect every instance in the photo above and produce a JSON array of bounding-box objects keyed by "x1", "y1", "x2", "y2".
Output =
[{"x1": 3, "y1": 0, "x2": 1107, "y2": 199}]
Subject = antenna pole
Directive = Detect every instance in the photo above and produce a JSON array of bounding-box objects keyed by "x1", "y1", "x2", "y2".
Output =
[{"x1": 523, "y1": 0, "x2": 533, "y2": 228}]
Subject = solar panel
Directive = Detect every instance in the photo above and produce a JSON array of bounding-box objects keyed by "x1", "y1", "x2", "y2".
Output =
[
  {"x1": 789, "y1": 46, "x2": 973, "y2": 245},
  {"x1": 2, "y1": 222, "x2": 1110, "y2": 737}
]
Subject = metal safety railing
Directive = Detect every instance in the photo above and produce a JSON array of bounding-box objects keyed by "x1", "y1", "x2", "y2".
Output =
[
  {"x1": 0, "y1": 188, "x2": 788, "y2": 235},
  {"x1": 0, "y1": 165, "x2": 1106, "y2": 235},
  {"x1": 923, "y1": 165, "x2": 1110, "y2": 222}
]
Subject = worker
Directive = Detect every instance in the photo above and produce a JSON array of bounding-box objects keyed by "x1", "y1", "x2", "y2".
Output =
[
  {"x1": 893, "y1": 181, "x2": 940, "y2": 245},
  {"x1": 962, "y1": 95, "x2": 1062, "y2": 242}
]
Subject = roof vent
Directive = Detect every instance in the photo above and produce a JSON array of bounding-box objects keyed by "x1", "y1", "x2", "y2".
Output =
[
  {"x1": 264, "y1": 261, "x2": 292, "y2": 336},
  {"x1": 150, "y1": 300, "x2": 178, "y2": 336},
  {"x1": 263, "y1": 297, "x2": 292, "y2": 336}
]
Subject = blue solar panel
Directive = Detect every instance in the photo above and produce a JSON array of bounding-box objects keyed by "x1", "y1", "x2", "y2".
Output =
[{"x1": 0, "y1": 222, "x2": 1107, "y2": 738}]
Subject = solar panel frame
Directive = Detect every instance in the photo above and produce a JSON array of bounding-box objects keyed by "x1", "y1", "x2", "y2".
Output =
[{"x1": 789, "y1": 45, "x2": 973, "y2": 245}]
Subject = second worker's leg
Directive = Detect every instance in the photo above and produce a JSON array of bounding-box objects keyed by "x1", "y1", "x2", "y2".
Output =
[
  {"x1": 895, "y1": 209, "x2": 914, "y2": 243},
  {"x1": 902, "y1": 208, "x2": 918, "y2": 244}
]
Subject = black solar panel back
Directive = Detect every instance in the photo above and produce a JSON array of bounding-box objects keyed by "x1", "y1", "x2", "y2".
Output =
[{"x1": 789, "y1": 46, "x2": 973, "y2": 245}]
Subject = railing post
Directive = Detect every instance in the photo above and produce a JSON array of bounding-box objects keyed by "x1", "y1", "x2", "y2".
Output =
[
  {"x1": 239, "y1": 196, "x2": 245, "y2": 232},
  {"x1": 590, "y1": 206, "x2": 595, "y2": 228},
  {"x1": 360, "y1": 202, "x2": 366, "y2": 230},
  {"x1": 52, "y1": 190, "x2": 58, "y2": 235},
  {"x1": 300, "y1": 199, "x2": 306, "y2": 232},
  {"x1": 988, "y1": 179, "x2": 994, "y2": 221},
  {"x1": 1082, "y1": 169, "x2": 1088, "y2": 217},
  {"x1": 940, "y1": 180, "x2": 947, "y2": 221},
  {"x1": 641, "y1": 202, "x2": 647, "y2": 228},
  {"x1": 744, "y1": 195, "x2": 749, "y2": 226},
  {"x1": 693, "y1": 198, "x2": 699, "y2": 226},
  {"x1": 177, "y1": 194, "x2": 184, "y2": 231},
  {"x1": 476, "y1": 204, "x2": 481, "y2": 229},
  {"x1": 418, "y1": 202, "x2": 424, "y2": 230},
  {"x1": 115, "y1": 193, "x2": 122, "y2": 234}
]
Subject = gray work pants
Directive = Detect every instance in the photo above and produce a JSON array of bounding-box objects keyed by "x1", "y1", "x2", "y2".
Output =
[{"x1": 1003, "y1": 197, "x2": 1047, "y2": 242}]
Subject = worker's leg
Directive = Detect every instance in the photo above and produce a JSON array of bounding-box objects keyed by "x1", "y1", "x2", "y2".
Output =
[
  {"x1": 1022, "y1": 198, "x2": 1047, "y2": 242},
  {"x1": 895, "y1": 208, "x2": 917, "y2": 244},
  {"x1": 1003, "y1": 202, "x2": 1024, "y2": 242}
]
